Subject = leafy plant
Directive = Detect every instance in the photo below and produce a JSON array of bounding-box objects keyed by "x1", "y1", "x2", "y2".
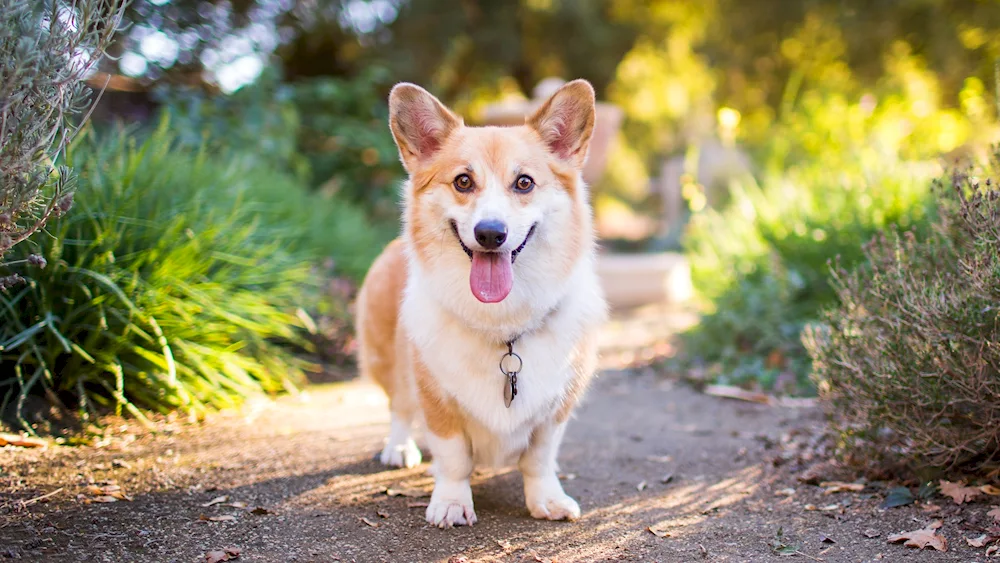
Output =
[
  {"x1": 674, "y1": 157, "x2": 934, "y2": 393},
  {"x1": 0, "y1": 121, "x2": 384, "y2": 433},
  {"x1": 0, "y1": 0, "x2": 127, "y2": 281},
  {"x1": 157, "y1": 66, "x2": 405, "y2": 222},
  {"x1": 805, "y1": 154, "x2": 1000, "y2": 477}
]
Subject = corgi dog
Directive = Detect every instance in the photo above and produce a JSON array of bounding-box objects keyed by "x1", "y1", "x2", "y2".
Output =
[{"x1": 354, "y1": 79, "x2": 608, "y2": 528}]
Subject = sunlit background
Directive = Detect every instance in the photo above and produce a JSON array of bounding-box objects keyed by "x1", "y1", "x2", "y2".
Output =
[{"x1": 4, "y1": 0, "x2": 1000, "y2": 431}]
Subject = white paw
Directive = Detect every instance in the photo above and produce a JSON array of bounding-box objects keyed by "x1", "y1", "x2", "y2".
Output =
[
  {"x1": 425, "y1": 481, "x2": 477, "y2": 528},
  {"x1": 524, "y1": 476, "x2": 581, "y2": 521},
  {"x1": 379, "y1": 439, "x2": 422, "y2": 468}
]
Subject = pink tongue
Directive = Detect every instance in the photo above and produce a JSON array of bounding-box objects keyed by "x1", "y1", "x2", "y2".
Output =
[{"x1": 470, "y1": 252, "x2": 513, "y2": 303}]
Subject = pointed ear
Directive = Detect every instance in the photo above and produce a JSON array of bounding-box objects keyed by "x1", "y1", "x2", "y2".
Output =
[
  {"x1": 526, "y1": 79, "x2": 596, "y2": 168},
  {"x1": 388, "y1": 83, "x2": 463, "y2": 172}
]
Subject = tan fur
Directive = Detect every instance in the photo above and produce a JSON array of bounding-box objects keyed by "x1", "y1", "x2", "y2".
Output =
[{"x1": 355, "y1": 79, "x2": 607, "y2": 527}]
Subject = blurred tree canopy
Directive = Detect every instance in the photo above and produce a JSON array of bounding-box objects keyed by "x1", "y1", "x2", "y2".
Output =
[{"x1": 104, "y1": 0, "x2": 1000, "y2": 185}]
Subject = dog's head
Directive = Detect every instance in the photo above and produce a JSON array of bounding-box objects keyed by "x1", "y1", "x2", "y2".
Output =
[{"x1": 389, "y1": 79, "x2": 597, "y2": 310}]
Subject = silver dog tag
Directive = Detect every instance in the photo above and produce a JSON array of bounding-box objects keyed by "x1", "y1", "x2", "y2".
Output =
[{"x1": 503, "y1": 375, "x2": 514, "y2": 408}]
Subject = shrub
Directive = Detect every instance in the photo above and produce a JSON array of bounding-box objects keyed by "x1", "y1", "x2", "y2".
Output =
[
  {"x1": 804, "y1": 154, "x2": 1000, "y2": 477},
  {"x1": 674, "y1": 158, "x2": 934, "y2": 393},
  {"x1": 0, "y1": 121, "x2": 385, "y2": 433},
  {"x1": 158, "y1": 66, "x2": 405, "y2": 222},
  {"x1": 0, "y1": 0, "x2": 125, "y2": 278}
]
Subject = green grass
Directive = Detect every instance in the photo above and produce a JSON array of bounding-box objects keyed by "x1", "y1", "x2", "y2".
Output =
[{"x1": 0, "y1": 119, "x2": 392, "y2": 432}]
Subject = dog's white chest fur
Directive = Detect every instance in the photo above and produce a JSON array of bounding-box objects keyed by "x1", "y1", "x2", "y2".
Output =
[{"x1": 401, "y1": 258, "x2": 604, "y2": 467}]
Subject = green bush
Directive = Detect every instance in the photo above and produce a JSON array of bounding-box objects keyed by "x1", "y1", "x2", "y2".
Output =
[
  {"x1": 0, "y1": 120, "x2": 386, "y2": 432},
  {"x1": 674, "y1": 158, "x2": 935, "y2": 393},
  {"x1": 157, "y1": 66, "x2": 405, "y2": 222},
  {"x1": 805, "y1": 155, "x2": 1000, "y2": 477}
]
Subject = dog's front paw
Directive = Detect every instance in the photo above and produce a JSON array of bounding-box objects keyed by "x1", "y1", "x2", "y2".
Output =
[
  {"x1": 524, "y1": 476, "x2": 581, "y2": 521},
  {"x1": 425, "y1": 481, "x2": 476, "y2": 528},
  {"x1": 379, "y1": 438, "x2": 422, "y2": 468}
]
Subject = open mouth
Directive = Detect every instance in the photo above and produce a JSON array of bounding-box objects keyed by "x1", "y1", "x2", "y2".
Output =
[{"x1": 449, "y1": 221, "x2": 537, "y2": 303}]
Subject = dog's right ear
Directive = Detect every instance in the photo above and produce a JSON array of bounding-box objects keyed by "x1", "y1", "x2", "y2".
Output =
[{"x1": 388, "y1": 83, "x2": 463, "y2": 172}]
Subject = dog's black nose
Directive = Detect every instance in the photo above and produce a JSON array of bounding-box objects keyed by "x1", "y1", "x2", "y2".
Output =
[{"x1": 474, "y1": 220, "x2": 508, "y2": 250}]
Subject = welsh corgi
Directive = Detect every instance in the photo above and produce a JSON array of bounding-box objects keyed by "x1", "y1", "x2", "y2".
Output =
[{"x1": 355, "y1": 79, "x2": 608, "y2": 528}]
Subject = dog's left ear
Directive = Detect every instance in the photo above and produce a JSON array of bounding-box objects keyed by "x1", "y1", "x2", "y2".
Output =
[{"x1": 526, "y1": 79, "x2": 597, "y2": 169}]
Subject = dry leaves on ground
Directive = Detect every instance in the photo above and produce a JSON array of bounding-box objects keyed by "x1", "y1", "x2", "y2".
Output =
[
  {"x1": 821, "y1": 481, "x2": 865, "y2": 494},
  {"x1": 887, "y1": 520, "x2": 947, "y2": 552},
  {"x1": 201, "y1": 495, "x2": 229, "y2": 507},
  {"x1": 82, "y1": 482, "x2": 132, "y2": 503},
  {"x1": 966, "y1": 534, "x2": 998, "y2": 548},
  {"x1": 205, "y1": 547, "x2": 240, "y2": 562},
  {"x1": 648, "y1": 526, "x2": 671, "y2": 538},
  {"x1": 384, "y1": 486, "x2": 428, "y2": 498},
  {"x1": 989, "y1": 506, "x2": 1000, "y2": 524},
  {"x1": 939, "y1": 480, "x2": 981, "y2": 504},
  {"x1": 0, "y1": 433, "x2": 46, "y2": 448},
  {"x1": 199, "y1": 514, "x2": 237, "y2": 523},
  {"x1": 983, "y1": 485, "x2": 1000, "y2": 496}
]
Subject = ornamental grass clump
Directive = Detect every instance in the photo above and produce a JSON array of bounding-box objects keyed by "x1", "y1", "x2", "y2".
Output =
[{"x1": 805, "y1": 151, "x2": 1000, "y2": 478}]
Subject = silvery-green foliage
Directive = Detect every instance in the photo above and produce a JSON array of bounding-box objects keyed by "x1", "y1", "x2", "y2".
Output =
[{"x1": 0, "y1": 0, "x2": 126, "y2": 283}]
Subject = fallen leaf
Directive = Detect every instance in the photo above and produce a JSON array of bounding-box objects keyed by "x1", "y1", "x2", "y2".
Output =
[
  {"x1": 988, "y1": 544, "x2": 999, "y2": 557},
  {"x1": 660, "y1": 473, "x2": 674, "y2": 484},
  {"x1": 360, "y1": 517, "x2": 379, "y2": 528},
  {"x1": 249, "y1": 507, "x2": 272, "y2": 516},
  {"x1": 385, "y1": 486, "x2": 428, "y2": 498},
  {"x1": 920, "y1": 503, "x2": 941, "y2": 513},
  {"x1": 774, "y1": 488, "x2": 796, "y2": 497},
  {"x1": 803, "y1": 504, "x2": 817, "y2": 511},
  {"x1": 376, "y1": 509, "x2": 389, "y2": 519},
  {"x1": 91, "y1": 495, "x2": 120, "y2": 503},
  {"x1": 703, "y1": 384, "x2": 772, "y2": 404},
  {"x1": 204, "y1": 547, "x2": 241, "y2": 563},
  {"x1": 985, "y1": 486, "x2": 1000, "y2": 496},
  {"x1": 528, "y1": 549, "x2": 552, "y2": 563},
  {"x1": 967, "y1": 535, "x2": 993, "y2": 548},
  {"x1": 822, "y1": 481, "x2": 865, "y2": 494},
  {"x1": 199, "y1": 515, "x2": 237, "y2": 522},
  {"x1": 648, "y1": 526, "x2": 671, "y2": 538},
  {"x1": 819, "y1": 534, "x2": 836, "y2": 544},
  {"x1": 0, "y1": 433, "x2": 46, "y2": 448},
  {"x1": 939, "y1": 480, "x2": 981, "y2": 504},
  {"x1": 820, "y1": 504, "x2": 841, "y2": 511},
  {"x1": 406, "y1": 502, "x2": 429, "y2": 508},
  {"x1": 863, "y1": 529, "x2": 880, "y2": 538},
  {"x1": 887, "y1": 521, "x2": 947, "y2": 551},
  {"x1": 636, "y1": 481, "x2": 647, "y2": 492},
  {"x1": 202, "y1": 495, "x2": 230, "y2": 507},
  {"x1": 989, "y1": 506, "x2": 1000, "y2": 524},
  {"x1": 880, "y1": 486, "x2": 914, "y2": 509},
  {"x1": 224, "y1": 502, "x2": 247, "y2": 509}
]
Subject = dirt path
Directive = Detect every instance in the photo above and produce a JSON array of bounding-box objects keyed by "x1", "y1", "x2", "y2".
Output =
[{"x1": 2, "y1": 309, "x2": 996, "y2": 562}]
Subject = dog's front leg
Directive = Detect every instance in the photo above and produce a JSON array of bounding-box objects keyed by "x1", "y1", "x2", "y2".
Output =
[
  {"x1": 519, "y1": 419, "x2": 580, "y2": 521},
  {"x1": 425, "y1": 432, "x2": 477, "y2": 528}
]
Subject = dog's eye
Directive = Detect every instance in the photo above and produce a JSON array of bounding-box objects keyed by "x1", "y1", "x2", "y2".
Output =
[
  {"x1": 514, "y1": 175, "x2": 535, "y2": 193},
  {"x1": 453, "y1": 174, "x2": 474, "y2": 192}
]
